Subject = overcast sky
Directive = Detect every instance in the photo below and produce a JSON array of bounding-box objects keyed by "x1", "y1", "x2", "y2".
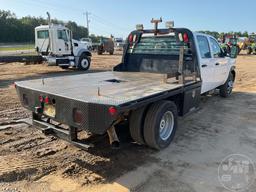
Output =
[{"x1": 1, "y1": 0, "x2": 255, "y2": 38}]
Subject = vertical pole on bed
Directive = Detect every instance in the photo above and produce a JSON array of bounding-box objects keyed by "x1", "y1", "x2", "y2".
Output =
[{"x1": 178, "y1": 46, "x2": 184, "y2": 84}]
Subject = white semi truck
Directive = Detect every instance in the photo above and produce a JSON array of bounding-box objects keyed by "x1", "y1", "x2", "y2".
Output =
[{"x1": 35, "y1": 14, "x2": 91, "y2": 70}]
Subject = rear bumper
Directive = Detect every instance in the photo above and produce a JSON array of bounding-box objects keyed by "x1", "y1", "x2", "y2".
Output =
[
  {"x1": 32, "y1": 116, "x2": 94, "y2": 149},
  {"x1": 16, "y1": 86, "x2": 117, "y2": 134}
]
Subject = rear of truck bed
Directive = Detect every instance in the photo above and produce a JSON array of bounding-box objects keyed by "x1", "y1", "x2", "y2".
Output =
[{"x1": 15, "y1": 71, "x2": 200, "y2": 134}]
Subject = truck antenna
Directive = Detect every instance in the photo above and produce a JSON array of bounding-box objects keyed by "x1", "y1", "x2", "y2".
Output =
[{"x1": 151, "y1": 17, "x2": 162, "y2": 35}]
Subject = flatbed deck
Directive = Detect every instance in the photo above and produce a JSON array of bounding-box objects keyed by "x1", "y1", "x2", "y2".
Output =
[{"x1": 16, "y1": 71, "x2": 183, "y2": 106}]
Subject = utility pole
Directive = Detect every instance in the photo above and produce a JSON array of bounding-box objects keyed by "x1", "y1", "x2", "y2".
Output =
[{"x1": 84, "y1": 11, "x2": 91, "y2": 37}]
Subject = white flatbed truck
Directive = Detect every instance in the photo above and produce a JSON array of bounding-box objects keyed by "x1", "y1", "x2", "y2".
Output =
[{"x1": 15, "y1": 20, "x2": 238, "y2": 150}]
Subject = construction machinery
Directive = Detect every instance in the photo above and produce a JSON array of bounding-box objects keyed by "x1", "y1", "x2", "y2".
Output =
[
  {"x1": 245, "y1": 33, "x2": 256, "y2": 54},
  {"x1": 97, "y1": 37, "x2": 114, "y2": 55},
  {"x1": 220, "y1": 34, "x2": 239, "y2": 54}
]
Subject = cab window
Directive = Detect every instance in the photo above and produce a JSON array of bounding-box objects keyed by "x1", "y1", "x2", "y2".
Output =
[
  {"x1": 197, "y1": 36, "x2": 211, "y2": 58},
  {"x1": 128, "y1": 33, "x2": 190, "y2": 55},
  {"x1": 37, "y1": 30, "x2": 49, "y2": 39},
  {"x1": 210, "y1": 38, "x2": 222, "y2": 57},
  {"x1": 58, "y1": 30, "x2": 68, "y2": 41}
]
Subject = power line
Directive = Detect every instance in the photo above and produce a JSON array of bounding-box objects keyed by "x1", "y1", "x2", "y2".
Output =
[
  {"x1": 91, "y1": 13, "x2": 130, "y2": 32},
  {"x1": 15, "y1": 0, "x2": 130, "y2": 37}
]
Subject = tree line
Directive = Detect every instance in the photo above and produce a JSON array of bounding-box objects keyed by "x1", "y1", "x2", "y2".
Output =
[
  {"x1": 0, "y1": 10, "x2": 105, "y2": 43},
  {"x1": 197, "y1": 31, "x2": 250, "y2": 39},
  {"x1": 0, "y1": 10, "x2": 251, "y2": 43}
]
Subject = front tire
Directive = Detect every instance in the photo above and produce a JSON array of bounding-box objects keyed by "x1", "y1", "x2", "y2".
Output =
[
  {"x1": 143, "y1": 101, "x2": 178, "y2": 150},
  {"x1": 219, "y1": 73, "x2": 234, "y2": 98},
  {"x1": 78, "y1": 53, "x2": 91, "y2": 71}
]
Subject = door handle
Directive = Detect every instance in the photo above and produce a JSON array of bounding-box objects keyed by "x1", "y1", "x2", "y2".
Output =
[
  {"x1": 201, "y1": 64, "x2": 207, "y2": 68},
  {"x1": 215, "y1": 63, "x2": 220, "y2": 66}
]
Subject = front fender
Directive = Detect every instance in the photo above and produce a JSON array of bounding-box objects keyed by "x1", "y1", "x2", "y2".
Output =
[
  {"x1": 74, "y1": 49, "x2": 92, "y2": 65},
  {"x1": 76, "y1": 49, "x2": 92, "y2": 57}
]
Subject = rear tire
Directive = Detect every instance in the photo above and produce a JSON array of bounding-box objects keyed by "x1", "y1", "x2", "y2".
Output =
[
  {"x1": 78, "y1": 53, "x2": 91, "y2": 71},
  {"x1": 219, "y1": 72, "x2": 234, "y2": 98},
  {"x1": 143, "y1": 101, "x2": 178, "y2": 150},
  {"x1": 129, "y1": 106, "x2": 147, "y2": 144}
]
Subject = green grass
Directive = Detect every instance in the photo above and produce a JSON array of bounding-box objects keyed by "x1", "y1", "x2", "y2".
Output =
[{"x1": 0, "y1": 44, "x2": 34, "y2": 51}]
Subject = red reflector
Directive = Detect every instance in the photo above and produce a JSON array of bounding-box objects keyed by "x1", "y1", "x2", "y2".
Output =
[
  {"x1": 183, "y1": 33, "x2": 189, "y2": 43},
  {"x1": 45, "y1": 96, "x2": 49, "y2": 104},
  {"x1": 108, "y1": 106, "x2": 117, "y2": 116},
  {"x1": 73, "y1": 109, "x2": 83, "y2": 124},
  {"x1": 39, "y1": 96, "x2": 44, "y2": 102}
]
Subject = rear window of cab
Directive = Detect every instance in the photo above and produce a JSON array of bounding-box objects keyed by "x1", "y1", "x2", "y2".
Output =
[
  {"x1": 37, "y1": 30, "x2": 49, "y2": 39},
  {"x1": 127, "y1": 33, "x2": 190, "y2": 55}
]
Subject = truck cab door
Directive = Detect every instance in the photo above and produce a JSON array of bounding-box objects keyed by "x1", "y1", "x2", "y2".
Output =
[
  {"x1": 57, "y1": 29, "x2": 72, "y2": 56},
  {"x1": 196, "y1": 35, "x2": 216, "y2": 94},
  {"x1": 209, "y1": 37, "x2": 229, "y2": 87}
]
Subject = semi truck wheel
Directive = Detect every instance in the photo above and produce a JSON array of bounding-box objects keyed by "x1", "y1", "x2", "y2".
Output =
[
  {"x1": 78, "y1": 53, "x2": 91, "y2": 70},
  {"x1": 219, "y1": 73, "x2": 234, "y2": 98},
  {"x1": 129, "y1": 106, "x2": 147, "y2": 144},
  {"x1": 143, "y1": 100, "x2": 178, "y2": 150}
]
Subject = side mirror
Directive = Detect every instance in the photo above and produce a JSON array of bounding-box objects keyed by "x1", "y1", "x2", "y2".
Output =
[{"x1": 230, "y1": 45, "x2": 238, "y2": 58}]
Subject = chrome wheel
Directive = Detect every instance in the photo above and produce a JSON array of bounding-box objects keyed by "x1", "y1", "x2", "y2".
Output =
[{"x1": 159, "y1": 111, "x2": 174, "y2": 141}]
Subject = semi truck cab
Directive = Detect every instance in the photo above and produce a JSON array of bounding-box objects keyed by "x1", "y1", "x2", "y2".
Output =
[{"x1": 35, "y1": 24, "x2": 92, "y2": 70}]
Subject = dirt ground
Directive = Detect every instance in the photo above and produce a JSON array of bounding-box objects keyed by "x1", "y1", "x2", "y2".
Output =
[{"x1": 0, "y1": 53, "x2": 256, "y2": 192}]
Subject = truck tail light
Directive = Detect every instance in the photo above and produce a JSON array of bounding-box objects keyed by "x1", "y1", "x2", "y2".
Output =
[
  {"x1": 108, "y1": 106, "x2": 117, "y2": 116},
  {"x1": 44, "y1": 96, "x2": 50, "y2": 104},
  {"x1": 39, "y1": 95, "x2": 44, "y2": 103},
  {"x1": 183, "y1": 33, "x2": 189, "y2": 43},
  {"x1": 73, "y1": 108, "x2": 83, "y2": 124}
]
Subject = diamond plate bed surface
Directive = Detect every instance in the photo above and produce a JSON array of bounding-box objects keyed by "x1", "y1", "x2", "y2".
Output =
[{"x1": 16, "y1": 71, "x2": 182, "y2": 106}]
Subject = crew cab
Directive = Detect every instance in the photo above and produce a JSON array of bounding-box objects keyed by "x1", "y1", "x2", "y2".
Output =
[{"x1": 15, "y1": 20, "x2": 238, "y2": 150}]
